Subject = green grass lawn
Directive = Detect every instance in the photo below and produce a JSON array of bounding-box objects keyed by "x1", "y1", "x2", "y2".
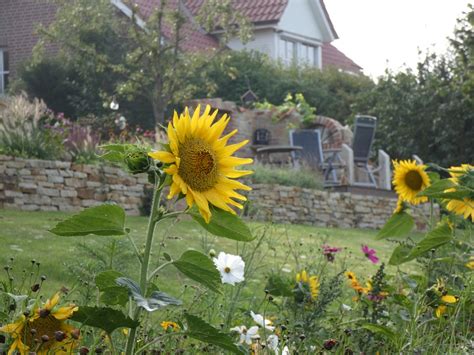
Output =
[{"x1": 0, "y1": 209, "x2": 412, "y2": 299}]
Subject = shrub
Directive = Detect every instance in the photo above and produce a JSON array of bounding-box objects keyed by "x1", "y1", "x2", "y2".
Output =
[
  {"x1": 248, "y1": 163, "x2": 324, "y2": 189},
  {"x1": 0, "y1": 94, "x2": 64, "y2": 159}
]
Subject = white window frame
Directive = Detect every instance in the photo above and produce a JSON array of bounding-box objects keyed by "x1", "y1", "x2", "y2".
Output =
[
  {"x1": 279, "y1": 34, "x2": 321, "y2": 69},
  {"x1": 0, "y1": 49, "x2": 9, "y2": 96}
]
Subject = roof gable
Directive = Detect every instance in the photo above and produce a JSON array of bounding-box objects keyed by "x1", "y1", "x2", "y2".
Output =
[{"x1": 322, "y1": 42, "x2": 362, "y2": 73}]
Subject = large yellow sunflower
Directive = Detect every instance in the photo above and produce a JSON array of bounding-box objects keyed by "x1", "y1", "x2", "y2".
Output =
[
  {"x1": 149, "y1": 105, "x2": 253, "y2": 222},
  {"x1": 392, "y1": 160, "x2": 431, "y2": 205},
  {"x1": 0, "y1": 293, "x2": 78, "y2": 355},
  {"x1": 445, "y1": 164, "x2": 474, "y2": 221}
]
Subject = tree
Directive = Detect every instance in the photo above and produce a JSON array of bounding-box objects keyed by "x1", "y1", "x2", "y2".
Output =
[{"x1": 36, "y1": 0, "x2": 250, "y2": 129}]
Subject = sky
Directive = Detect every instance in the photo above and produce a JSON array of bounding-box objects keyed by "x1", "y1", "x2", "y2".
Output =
[{"x1": 324, "y1": 0, "x2": 470, "y2": 78}]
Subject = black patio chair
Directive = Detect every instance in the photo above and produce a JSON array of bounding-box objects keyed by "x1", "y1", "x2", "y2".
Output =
[
  {"x1": 289, "y1": 129, "x2": 343, "y2": 187},
  {"x1": 352, "y1": 115, "x2": 377, "y2": 186}
]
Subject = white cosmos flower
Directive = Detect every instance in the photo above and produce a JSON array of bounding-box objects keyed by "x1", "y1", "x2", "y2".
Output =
[
  {"x1": 282, "y1": 345, "x2": 290, "y2": 355},
  {"x1": 250, "y1": 311, "x2": 275, "y2": 331},
  {"x1": 213, "y1": 252, "x2": 245, "y2": 285},
  {"x1": 267, "y1": 334, "x2": 279, "y2": 353},
  {"x1": 230, "y1": 325, "x2": 259, "y2": 345}
]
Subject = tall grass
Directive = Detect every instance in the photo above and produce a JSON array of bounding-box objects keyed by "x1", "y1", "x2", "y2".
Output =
[{"x1": 248, "y1": 163, "x2": 323, "y2": 189}]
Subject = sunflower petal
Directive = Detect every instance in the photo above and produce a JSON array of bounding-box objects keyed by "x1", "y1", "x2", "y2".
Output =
[{"x1": 149, "y1": 151, "x2": 176, "y2": 163}]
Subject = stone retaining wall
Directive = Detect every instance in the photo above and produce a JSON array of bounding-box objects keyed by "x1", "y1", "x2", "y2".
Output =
[
  {"x1": 1, "y1": 156, "x2": 430, "y2": 230},
  {"x1": 247, "y1": 185, "x2": 431, "y2": 230},
  {"x1": 0, "y1": 156, "x2": 149, "y2": 215}
]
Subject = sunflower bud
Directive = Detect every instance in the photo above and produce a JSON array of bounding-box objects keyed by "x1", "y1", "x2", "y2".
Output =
[
  {"x1": 209, "y1": 249, "x2": 216, "y2": 258},
  {"x1": 39, "y1": 309, "x2": 50, "y2": 318},
  {"x1": 31, "y1": 283, "x2": 40, "y2": 292},
  {"x1": 41, "y1": 335, "x2": 50, "y2": 343},
  {"x1": 55, "y1": 331, "x2": 66, "y2": 342},
  {"x1": 125, "y1": 149, "x2": 153, "y2": 175},
  {"x1": 323, "y1": 339, "x2": 338, "y2": 350},
  {"x1": 71, "y1": 329, "x2": 81, "y2": 340},
  {"x1": 79, "y1": 347, "x2": 90, "y2": 354}
]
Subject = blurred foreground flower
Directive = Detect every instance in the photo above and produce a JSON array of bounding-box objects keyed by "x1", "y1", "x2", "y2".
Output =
[
  {"x1": 445, "y1": 164, "x2": 474, "y2": 221},
  {"x1": 230, "y1": 325, "x2": 258, "y2": 345},
  {"x1": 0, "y1": 292, "x2": 78, "y2": 354},
  {"x1": 361, "y1": 245, "x2": 379, "y2": 264},
  {"x1": 250, "y1": 311, "x2": 275, "y2": 331}
]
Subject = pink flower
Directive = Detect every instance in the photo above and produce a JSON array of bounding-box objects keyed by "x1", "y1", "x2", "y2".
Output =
[
  {"x1": 361, "y1": 245, "x2": 379, "y2": 264},
  {"x1": 322, "y1": 245, "x2": 342, "y2": 262}
]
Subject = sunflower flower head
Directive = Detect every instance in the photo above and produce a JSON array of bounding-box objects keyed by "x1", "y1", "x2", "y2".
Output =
[
  {"x1": 0, "y1": 292, "x2": 78, "y2": 354},
  {"x1": 295, "y1": 270, "x2": 320, "y2": 302},
  {"x1": 392, "y1": 159, "x2": 431, "y2": 205},
  {"x1": 149, "y1": 105, "x2": 253, "y2": 223},
  {"x1": 445, "y1": 164, "x2": 474, "y2": 221}
]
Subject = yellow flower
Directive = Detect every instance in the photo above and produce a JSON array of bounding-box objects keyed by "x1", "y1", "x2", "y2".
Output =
[
  {"x1": 445, "y1": 164, "x2": 474, "y2": 221},
  {"x1": 392, "y1": 160, "x2": 431, "y2": 205},
  {"x1": 465, "y1": 256, "x2": 474, "y2": 270},
  {"x1": 393, "y1": 198, "x2": 405, "y2": 214},
  {"x1": 149, "y1": 105, "x2": 253, "y2": 223},
  {"x1": 160, "y1": 321, "x2": 180, "y2": 332},
  {"x1": 435, "y1": 304, "x2": 447, "y2": 318},
  {"x1": 0, "y1": 292, "x2": 78, "y2": 355},
  {"x1": 296, "y1": 270, "x2": 319, "y2": 301},
  {"x1": 345, "y1": 271, "x2": 370, "y2": 294}
]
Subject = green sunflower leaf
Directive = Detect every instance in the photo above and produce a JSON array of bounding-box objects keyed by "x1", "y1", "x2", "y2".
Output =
[
  {"x1": 388, "y1": 244, "x2": 413, "y2": 265},
  {"x1": 417, "y1": 179, "x2": 456, "y2": 197},
  {"x1": 95, "y1": 270, "x2": 129, "y2": 306},
  {"x1": 71, "y1": 306, "x2": 139, "y2": 334},
  {"x1": 376, "y1": 211, "x2": 414, "y2": 240},
  {"x1": 406, "y1": 222, "x2": 452, "y2": 260},
  {"x1": 185, "y1": 313, "x2": 245, "y2": 354},
  {"x1": 361, "y1": 323, "x2": 397, "y2": 344},
  {"x1": 172, "y1": 250, "x2": 222, "y2": 293},
  {"x1": 190, "y1": 206, "x2": 254, "y2": 242},
  {"x1": 50, "y1": 204, "x2": 126, "y2": 237}
]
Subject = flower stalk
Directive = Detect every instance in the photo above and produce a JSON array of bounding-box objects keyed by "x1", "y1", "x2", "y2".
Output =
[{"x1": 125, "y1": 177, "x2": 162, "y2": 355}]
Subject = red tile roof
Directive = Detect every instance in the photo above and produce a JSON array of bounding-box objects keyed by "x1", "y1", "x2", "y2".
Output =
[
  {"x1": 322, "y1": 42, "x2": 362, "y2": 73},
  {"x1": 185, "y1": 0, "x2": 288, "y2": 24},
  {"x1": 130, "y1": 0, "x2": 219, "y2": 51}
]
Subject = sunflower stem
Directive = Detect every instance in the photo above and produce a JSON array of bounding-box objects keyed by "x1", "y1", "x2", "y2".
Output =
[{"x1": 125, "y1": 179, "x2": 162, "y2": 355}]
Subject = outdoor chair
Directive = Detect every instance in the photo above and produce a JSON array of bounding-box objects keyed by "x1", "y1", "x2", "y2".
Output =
[
  {"x1": 289, "y1": 129, "x2": 344, "y2": 187},
  {"x1": 351, "y1": 115, "x2": 378, "y2": 187}
]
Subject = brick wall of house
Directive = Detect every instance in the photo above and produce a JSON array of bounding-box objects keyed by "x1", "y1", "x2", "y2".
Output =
[{"x1": 0, "y1": 0, "x2": 58, "y2": 79}]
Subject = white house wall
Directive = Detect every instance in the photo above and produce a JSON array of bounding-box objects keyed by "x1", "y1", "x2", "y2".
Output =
[
  {"x1": 226, "y1": 28, "x2": 277, "y2": 59},
  {"x1": 278, "y1": 0, "x2": 324, "y2": 42}
]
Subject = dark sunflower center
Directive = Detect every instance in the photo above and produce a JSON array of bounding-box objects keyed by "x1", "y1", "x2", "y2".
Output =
[
  {"x1": 25, "y1": 315, "x2": 62, "y2": 349},
  {"x1": 224, "y1": 267, "x2": 231, "y2": 273},
  {"x1": 405, "y1": 170, "x2": 423, "y2": 190},
  {"x1": 178, "y1": 138, "x2": 218, "y2": 191}
]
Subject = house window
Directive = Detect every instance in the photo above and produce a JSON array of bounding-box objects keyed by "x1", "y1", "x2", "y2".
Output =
[
  {"x1": 0, "y1": 49, "x2": 9, "y2": 95},
  {"x1": 299, "y1": 43, "x2": 320, "y2": 68},
  {"x1": 279, "y1": 38, "x2": 297, "y2": 65}
]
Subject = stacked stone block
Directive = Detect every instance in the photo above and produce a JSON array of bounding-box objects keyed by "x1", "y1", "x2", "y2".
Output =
[{"x1": 0, "y1": 156, "x2": 149, "y2": 215}]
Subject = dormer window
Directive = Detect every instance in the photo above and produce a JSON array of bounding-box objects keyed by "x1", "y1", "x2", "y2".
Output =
[{"x1": 0, "y1": 49, "x2": 9, "y2": 96}]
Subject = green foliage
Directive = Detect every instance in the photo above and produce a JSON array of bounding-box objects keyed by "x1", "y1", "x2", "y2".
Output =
[
  {"x1": 190, "y1": 206, "x2": 254, "y2": 242},
  {"x1": 50, "y1": 204, "x2": 126, "y2": 237},
  {"x1": 193, "y1": 50, "x2": 374, "y2": 125},
  {"x1": 0, "y1": 94, "x2": 64, "y2": 159},
  {"x1": 185, "y1": 313, "x2": 245, "y2": 354},
  {"x1": 95, "y1": 270, "x2": 129, "y2": 306},
  {"x1": 172, "y1": 250, "x2": 222, "y2": 293},
  {"x1": 376, "y1": 212, "x2": 414, "y2": 240},
  {"x1": 71, "y1": 306, "x2": 139, "y2": 334},
  {"x1": 249, "y1": 163, "x2": 324, "y2": 189}
]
